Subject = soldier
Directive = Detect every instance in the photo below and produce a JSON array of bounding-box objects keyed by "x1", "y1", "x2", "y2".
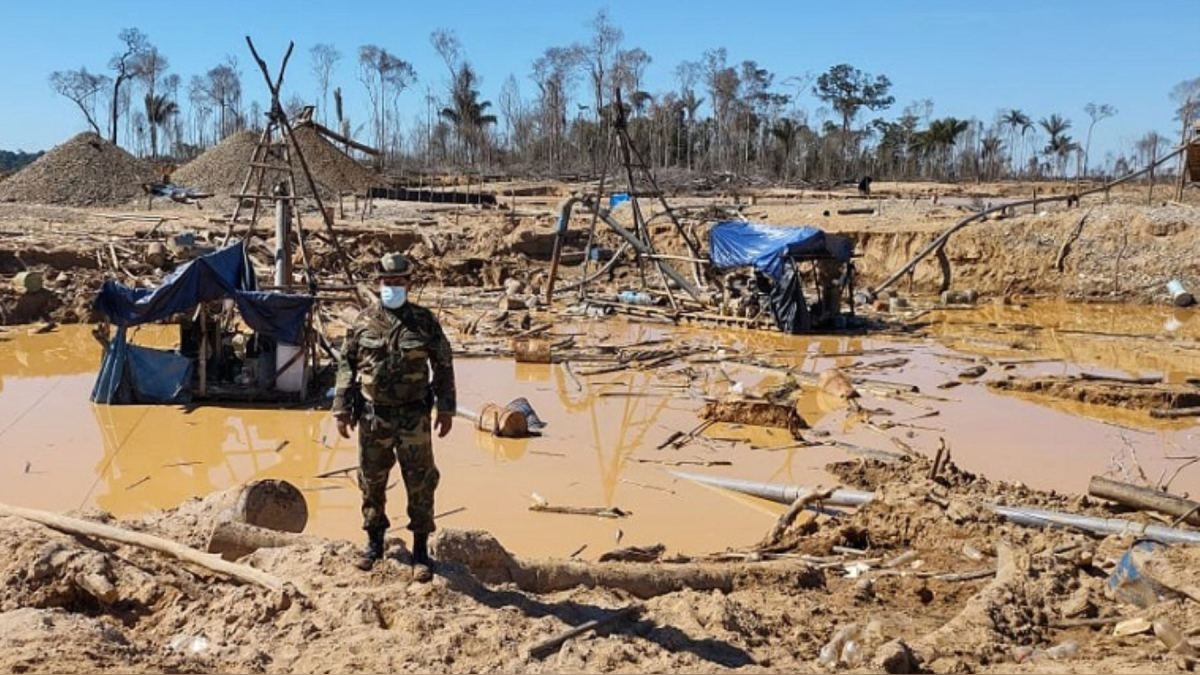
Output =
[{"x1": 332, "y1": 253, "x2": 456, "y2": 581}]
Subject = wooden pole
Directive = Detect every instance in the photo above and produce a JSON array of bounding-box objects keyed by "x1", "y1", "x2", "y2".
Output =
[
  {"x1": 1087, "y1": 475, "x2": 1200, "y2": 526},
  {"x1": 1178, "y1": 101, "x2": 1193, "y2": 202},
  {"x1": 198, "y1": 308, "x2": 207, "y2": 398},
  {"x1": 0, "y1": 502, "x2": 286, "y2": 592}
]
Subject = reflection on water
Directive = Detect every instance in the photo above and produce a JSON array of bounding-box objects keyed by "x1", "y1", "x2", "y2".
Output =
[
  {"x1": 0, "y1": 307, "x2": 1197, "y2": 558},
  {"x1": 929, "y1": 301, "x2": 1200, "y2": 382}
]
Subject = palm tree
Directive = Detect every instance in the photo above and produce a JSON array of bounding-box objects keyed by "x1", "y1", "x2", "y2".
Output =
[
  {"x1": 919, "y1": 117, "x2": 970, "y2": 179},
  {"x1": 1037, "y1": 115, "x2": 1071, "y2": 179},
  {"x1": 1019, "y1": 119, "x2": 1035, "y2": 177},
  {"x1": 1038, "y1": 114, "x2": 1069, "y2": 153},
  {"x1": 1047, "y1": 134, "x2": 1079, "y2": 178},
  {"x1": 439, "y1": 63, "x2": 498, "y2": 165},
  {"x1": 679, "y1": 90, "x2": 703, "y2": 171},
  {"x1": 1000, "y1": 109, "x2": 1030, "y2": 176},
  {"x1": 144, "y1": 92, "x2": 179, "y2": 159}
]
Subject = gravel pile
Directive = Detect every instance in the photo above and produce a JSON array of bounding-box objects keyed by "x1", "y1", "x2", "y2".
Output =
[
  {"x1": 0, "y1": 133, "x2": 155, "y2": 207},
  {"x1": 173, "y1": 126, "x2": 382, "y2": 198}
]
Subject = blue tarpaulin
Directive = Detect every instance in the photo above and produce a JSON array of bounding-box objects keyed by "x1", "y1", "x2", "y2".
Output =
[
  {"x1": 91, "y1": 243, "x2": 314, "y2": 404},
  {"x1": 709, "y1": 221, "x2": 849, "y2": 281},
  {"x1": 91, "y1": 326, "x2": 193, "y2": 404},
  {"x1": 94, "y1": 242, "x2": 312, "y2": 344}
]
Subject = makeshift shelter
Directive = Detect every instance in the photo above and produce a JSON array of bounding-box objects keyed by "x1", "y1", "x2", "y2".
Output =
[
  {"x1": 709, "y1": 221, "x2": 855, "y2": 333},
  {"x1": 91, "y1": 243, "x2": 316, "y2": 404}
]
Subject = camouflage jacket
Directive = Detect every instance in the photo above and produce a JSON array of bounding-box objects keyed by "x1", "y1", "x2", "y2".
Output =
[{"x1": 332, "y1": 302, "x2": 456, "y2": 415}]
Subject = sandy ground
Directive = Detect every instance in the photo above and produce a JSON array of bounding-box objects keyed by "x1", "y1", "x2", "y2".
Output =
[{"x1": 0, "y1": 179, "x2": 1199, "y2": 672}]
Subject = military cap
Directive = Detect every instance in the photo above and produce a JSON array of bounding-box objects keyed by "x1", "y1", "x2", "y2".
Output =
[{"x1": 376, "y1": 253, "x2": 413, "y2": 278}]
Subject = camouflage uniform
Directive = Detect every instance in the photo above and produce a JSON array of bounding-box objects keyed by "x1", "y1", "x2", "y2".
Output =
[{"x1": 332, "y1": 301, "x2": 455, "y2": 534}]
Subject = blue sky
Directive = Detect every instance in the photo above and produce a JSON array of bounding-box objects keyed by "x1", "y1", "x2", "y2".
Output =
[{"x1": 1, "y1": 0, "x2": 1196, "y2": 158}]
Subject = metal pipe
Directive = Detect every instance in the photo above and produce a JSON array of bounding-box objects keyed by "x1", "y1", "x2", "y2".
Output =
[
  {"x1": 669, "y1": 471, "x2": 873, "y2": 508},
  {"x1": 670, "y1": 471, "x2": 1200, "y2": 545},
  {"x1": 545, "y1": 197, "x2": 577, "y2": 304},
  {"x1": 580, "y1": 197, "x2": 703, "y2": 301}
]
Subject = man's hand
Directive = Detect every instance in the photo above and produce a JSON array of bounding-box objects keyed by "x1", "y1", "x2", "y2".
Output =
[
  {"x1": 335, "y1": 414, "x2": 356, "y2": 439},
  {"x1": 435, "y1": 412, "x2": 454, "y2": 438}
]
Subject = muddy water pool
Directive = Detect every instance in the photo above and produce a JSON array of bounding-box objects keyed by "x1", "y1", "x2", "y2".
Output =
[{"x1": 0, "y1": 301, "x2": 1196, "y2": 557}]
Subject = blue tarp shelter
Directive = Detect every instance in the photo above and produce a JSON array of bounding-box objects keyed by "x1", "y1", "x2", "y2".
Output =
[
  {"x1": 91, "y1": 243, "x2": 314, "y2": 404},
  {"x1": 709, "y1": 221, "x2": 855, "y2": 334},
  {"x1": 709, "y1": 221, "x2": 851, "y2": 281}
]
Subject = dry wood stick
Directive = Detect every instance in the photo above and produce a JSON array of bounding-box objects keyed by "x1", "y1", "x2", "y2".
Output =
[
  {"x1": 525, "y1": 604, "x2": 644, "y2": 660},
  {"x1": 762, "y1": 485, "x2": 837, "y2": 546},
  {"x1": 0, "y1": 502, "x2": 286, "y2": 592},
  {"x1": 529, "y1": 504, "x2": 630, "y2": 518}
]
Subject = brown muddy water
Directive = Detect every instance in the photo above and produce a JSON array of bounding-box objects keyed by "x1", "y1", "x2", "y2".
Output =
[{"x1": 0, "y1": 301, "x2": 1197, "y2": 558}]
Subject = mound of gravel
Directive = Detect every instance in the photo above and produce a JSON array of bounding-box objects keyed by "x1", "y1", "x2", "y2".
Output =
[
  {"x1": 0, "y1": 132, "x2": 155, "y2": 207},
  {"x1": 173, "y1": 126, "x2": 382, "y2": 198}
]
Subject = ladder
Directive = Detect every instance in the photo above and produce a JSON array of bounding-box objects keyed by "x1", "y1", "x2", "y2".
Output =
[{"x1": 233, "y1": 36, "x2": 359, "y2": 292}]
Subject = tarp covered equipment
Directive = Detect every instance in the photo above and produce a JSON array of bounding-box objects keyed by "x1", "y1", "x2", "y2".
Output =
[
  {"x1": 709, "y1": 221, "x2": 850, "y2": 281},
  {"x1": 91, "y1": 243, "x2": 313, "y2": 404},
  {"x1": 94, "y1": 242, "x2": 312, "y2": 344}
]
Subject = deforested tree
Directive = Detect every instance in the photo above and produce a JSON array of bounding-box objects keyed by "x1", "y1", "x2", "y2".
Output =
[
  {"x1": 133, "y1": 46, "x2": 169, "y2": 103},
  {"x1": 333, "y1": 86, "x2": 353, "y2": 153},
  {"x1": 703, "y1": 48, "x2": 739, "y2": 171},
  {"x1": 187, "y1": 76, "x2": 212, "y2": 147},
  {"x1": 498, "y1": 75, "x2": 531, "y2": 161},
  {"x1": 143, "y1": 93, "x2": 178, "y2": 158},
  {"x1": 309, "y1": 43, "x2": 341, "y2": 125},
  {"x1": 980, "y1": 134, "x2": 1004, "y2": 181},
  {"x1": 674, "y1": 60, "x2": 703, "y2": 171},
  {"x1": 284, "y1": 94, "x2": 307, "y2": 120},
  {"x1": 1170, "y1": 77, "x2": 1200, "y2": 126},
  {"x1": 108, "y1": 28, "x2": 150, "y2": 145},
  {"x1": 358, "y1": 45, "x2": 417, "y2": 164},
  {"x1": 612, "y1": 47, "x2": 651, "y2": 106},
  {"x1": 430, "y1": 28, "x2": 461, "y2": 78},
  {"x1": 771, "y1": 117, "x2": 803, "y2": 180},
  {"x1": 584, "y1": 9, "x2": 622, "y2": 124},
  {"x1": 162, "y1": 73, "x2": 182, "y2": 154},
  {"x1": 813, "y1": 64, "x2": 894, "y2": 169},
  {"x1": 199, "y1": 60, "x2": 243, "y2": 141},
  {"x1": 49, "y1": 68, "x2": 111, "y2": 136},
  {"x1": 1081, "y1": 102, "x2": 1116, "y2": 178},
  {"x1": 530, "y1": 46, "x2": 581, "y2": 171}
]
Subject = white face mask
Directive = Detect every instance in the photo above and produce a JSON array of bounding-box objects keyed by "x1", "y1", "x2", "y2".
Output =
[{"x1": 380, "y1": 285, "x2": 407, "y2": 309}]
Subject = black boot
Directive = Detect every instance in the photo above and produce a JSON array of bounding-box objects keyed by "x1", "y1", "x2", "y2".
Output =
[
  {"x1": 411, "y1": 532, "x2": 433, "y2": 582},
  {"x1": 356, "y1": 527, "x2": 385, "y2": 571}
]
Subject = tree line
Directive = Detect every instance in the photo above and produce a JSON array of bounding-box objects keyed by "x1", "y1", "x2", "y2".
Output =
[{"x1": 47, "y1": 16, "x2": 1200, "y2": 184}]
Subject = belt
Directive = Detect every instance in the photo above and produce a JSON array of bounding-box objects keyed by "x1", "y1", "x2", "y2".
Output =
[{"x1": 363, "y1": 399, "x2": 427, "y2": 416}]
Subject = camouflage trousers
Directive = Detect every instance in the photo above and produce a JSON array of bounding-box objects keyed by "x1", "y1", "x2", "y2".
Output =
[{"x1": 356, "y1": 404, "x2": 440, "y2": 534}]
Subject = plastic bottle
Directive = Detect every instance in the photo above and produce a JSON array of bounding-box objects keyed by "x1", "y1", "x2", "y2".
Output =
[
  {"x1": 618, "y1": 290, "x2": 653, "y2": 305},
  {"x1": 1154, "y1": 621, "x2": 1199, "y2": 658},
  {"x1": 818, "y1": 624, "x2": 859, "y2": 666}
]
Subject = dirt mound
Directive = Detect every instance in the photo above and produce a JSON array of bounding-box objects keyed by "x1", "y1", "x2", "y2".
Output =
[
  {"x1": 0, "y1": 133, "x2": 155, "y2": 207},
  {"x1": 173, "y1": 127, "x2": 382, "y2": 198}
]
